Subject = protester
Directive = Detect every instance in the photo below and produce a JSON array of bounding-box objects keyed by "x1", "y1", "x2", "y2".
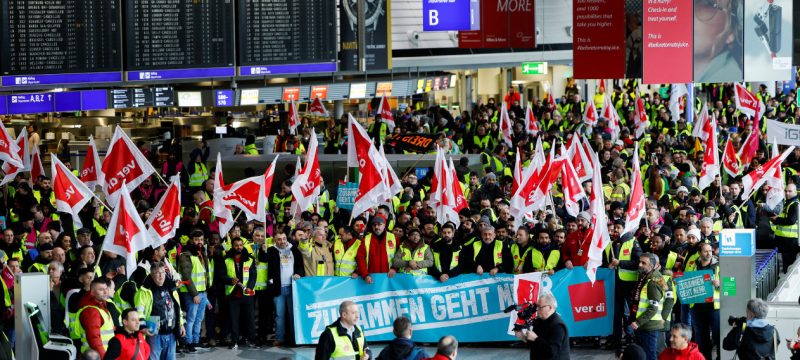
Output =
[
  {"x1": 103, "y1": 308, "x2": 150, "y2": 360},
  {"x1": 658, "y1": 323, "x2": 704, "y2": 360},
  {"x1": 376, "y1": 316, "x2": 428, "y2": 360}
]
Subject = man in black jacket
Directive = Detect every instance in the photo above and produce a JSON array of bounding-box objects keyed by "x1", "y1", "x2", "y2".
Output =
[
  {"x1": 514, "y1": 292, "x2": 570, "y2": 360},
  {"x1": 220, "y1": 237, "x2": 257, "y2": 349},
  {"x1": 723, "y1": 298, "x2": 779, "y2": 360},
  {"x1": 428, "y1": 223, "x2": 461, "y2": 282},
  {"x1": 316, "y1": 300, "x2": 371, "y2": 360},
  {"x1": 266, "y1": 233, "x2": 303, "y2": 347}
]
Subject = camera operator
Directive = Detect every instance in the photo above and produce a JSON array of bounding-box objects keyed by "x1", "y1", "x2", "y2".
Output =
[
  {"x1": 722, "y1": 298, "x2": 780, "y2": 359},
  {"x1": 514, "y1": 292, "x2": 570, "y2": 360}
]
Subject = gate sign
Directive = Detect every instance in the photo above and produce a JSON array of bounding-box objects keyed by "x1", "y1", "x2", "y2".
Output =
[
  {"x1": 423, "y1": 0, "x2": 480, "y2": 31},
  {"x1": 719, "y1": 229, "x2": 755, "y2": 257}
]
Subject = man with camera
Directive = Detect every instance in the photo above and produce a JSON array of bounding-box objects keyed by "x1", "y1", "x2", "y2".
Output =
[
  {"x1": 514, "y1": 292, "x2": 570, "y2": 360},
  {"x1": 723, "y1": 298, "x2": 780, "y2": 359}
]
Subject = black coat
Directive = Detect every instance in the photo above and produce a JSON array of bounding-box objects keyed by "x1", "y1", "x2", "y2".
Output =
[
  {"x1": 266, "y1": 244, "x2": 303, "y2": 297},
  {"x1": 529, "y1": 312, "x2": 570, "y2": 360},
  {"x1": 723, "y1": 322, "x2": 779, "y2": 360}
]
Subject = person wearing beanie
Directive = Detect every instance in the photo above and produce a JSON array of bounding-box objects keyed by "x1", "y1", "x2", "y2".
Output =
[
  {"x1": 561, "y1": 211, "x2": 592, "y2": 270},
  {"x1": 356, "y1": 215, "x2": 398, "y2": 283}
]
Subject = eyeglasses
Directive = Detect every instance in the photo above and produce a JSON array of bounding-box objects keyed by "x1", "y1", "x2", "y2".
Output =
[{"x1": 695, "y1": 0, "x2": 727, "y2": 22}]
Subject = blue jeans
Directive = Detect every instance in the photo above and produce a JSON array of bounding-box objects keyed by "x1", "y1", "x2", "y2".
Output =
[
  {"x1": 182, "y1": 292, "x2": 207, "y2": 344},
  {"x1": 273, "y1": 286, "x2": 293, "y2": 343},
  {"x1": 149, "y1": 334, "x2": 176, "y2": 360},
  {"x1": 635, "y1": 329, "x2": 659, "y2": 360}
]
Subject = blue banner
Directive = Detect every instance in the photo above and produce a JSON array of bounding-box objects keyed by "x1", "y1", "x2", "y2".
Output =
[
  {"x1": 292, "y1": 268, "x2": 616, "y2": 344},
  {"x1": 675, "y1": 270, "x2": 715, "y2": 304},
  {"x1": 335, "y1": 182, "x2": 358, "y2": 211}
]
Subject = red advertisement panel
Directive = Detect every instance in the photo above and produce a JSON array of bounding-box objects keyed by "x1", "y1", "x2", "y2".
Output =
[
  {"x1": 572, "y1": 0, "x2": 625, "y2": 79},
  {"x1": 459, "y1": 0, "x2": 535, "y2": 49},
  {"x1": 311, "y1": 86, "x2": 328, "y2": 100},
  {"x1": 643, "y1": 0, "x2": 693, "y2": 84},
  {"x1": 283, "y1": 87, "x2": 301, "y2": 101}
]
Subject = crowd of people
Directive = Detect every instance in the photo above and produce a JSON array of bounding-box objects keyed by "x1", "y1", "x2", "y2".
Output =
[{"x1": 0, "y1": 79, "x2": 797, "y2": 360}]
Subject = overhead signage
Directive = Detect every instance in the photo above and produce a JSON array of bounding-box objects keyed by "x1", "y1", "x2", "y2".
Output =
[
  {"x1": 283, "y1": 87, "x2": 301, "y2": 101},
  {"x1": 8, "y1": 93, "x2": 54, "y2": 114},
  {"x1": 349, "y1": 83, "x2": 367, "y2": 99},
  {"x1": 240, "y1": 89, "x2": 260, "y2": 106},
  {"x1": 423, "y1": 0, "x2": 480, "y2": 31},
  {"x1": 215, "y1": 90, "x2": 235, "y2": 107},
  {"x1": 127, "y1": 68, "x2": 235, "y2": 82},
  {"x1": 458, "y1": 0, "x2": 535, "y2": 49},
  {"x1": 376, "y1": 82, "x2": 393, "y2": 97},
  {"x1": 719, "y1": 229, "x2": 755, "y2": 257},
  {"x1": 239, "y1": 63, "x2": 337, "y2": 76},
  {"x1": 54, "y1": 92, "x2": 82, "y2": 112},
  {"x1": 178, "y1": 92, "x2": 203, "y2": 107},
  {"x1": 311, "y1": 86, "x2": 329, "y2": 100},
  {"x1": 521, "y1": 62, "x2": 548, "y2": 75}
]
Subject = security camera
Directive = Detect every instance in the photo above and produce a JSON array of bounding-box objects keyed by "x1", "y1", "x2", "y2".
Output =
[{"x1": 407, "y1": 30, "x2": 420, "y2": 45}]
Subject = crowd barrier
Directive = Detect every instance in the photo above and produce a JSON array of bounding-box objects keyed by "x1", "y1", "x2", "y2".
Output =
[{"x1": 291, "y1": 268, "x2": 616, "y2": 344}]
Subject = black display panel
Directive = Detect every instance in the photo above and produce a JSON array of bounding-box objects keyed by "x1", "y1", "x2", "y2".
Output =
[
  {"x1": 0, "y1": 0, "x2": 122, "y2": 81},
  {"x1": 237, "y1": 0, "x2": 337, "y2": 66},
  {"x1": 110, "y1": 87, "x2": 174, "y2": 108},
  {"x1": 125, "y1": 0, "x2": 235, "y2": 71}
]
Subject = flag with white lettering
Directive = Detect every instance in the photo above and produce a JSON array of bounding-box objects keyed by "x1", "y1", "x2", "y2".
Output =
[
  {"x1": 722, "y1": 138, "x2": 741, "y2": 177},
  {"x1": 145, "y1": 176, "x2": 181, "y2": 247},
  {"x1": 622, "y1": 143, "x2": 645, "y2": 236},
  {"x1": 0, "y1": 121, "x2": 22, "y2": 169},
  {"x1": 288, "y1": 100, "x2": 300, "y2": 135},
  {"x1": 0, "y1": 128, "x2": 28, "y2": 186},
  {"x1": 52, "y1": 156, "x2": 95, "y2": 232},
  {"x1": 101, "y1": 126, "x2": 156, "y2": 208},
  {"x1": 741, "y1": 146, "x2": 794, "y2": 201},
  {"x1": 81, "y1": 135, "x2": 104, "y2": 189},
  {"x1": 377, "y1": 96, "x2": 396, "y2": 133},
  {"x1": 308, "y1": 97, "x2": 329, "y2": 117},
  {"x1": 102, "y1": 180, "x2": 151, "y2": 279},
  {"x1": 291, "y1": 129, "x2": 322, "y2": 214},
  {"x1": 213, "y1": 153, "x2": 234, "y2": 237},
  {"x1": 30, "y1": 142, "x2": 44, "y2": 181}
]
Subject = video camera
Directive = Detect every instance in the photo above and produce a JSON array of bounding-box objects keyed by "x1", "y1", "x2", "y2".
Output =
[
  {"x1": 504, "y1": 302, "x2": 538, "y2": 332},
  {"x1": 728, "y1": 315, "x2": 747, "y2": 327}
]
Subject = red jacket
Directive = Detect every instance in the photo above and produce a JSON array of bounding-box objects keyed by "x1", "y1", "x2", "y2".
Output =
[
  {"x1": 658, "y1": 342, "x2": 706, "y2": 360},
  {"x1": 105, "y1": 331, "x2": 150, "y2": 360},
  {"x1": 424, "y1": 355, "x2": 452, "y2": 360},
  {"x1": 78, "y1": 292, "x2": 111, "y2": 358},
  {"x1": 560, "y1": 228, "x2": 591, "y2": 267},
  {"x1": 355, "y1": 231, "x2": 396, "y2": 277}
]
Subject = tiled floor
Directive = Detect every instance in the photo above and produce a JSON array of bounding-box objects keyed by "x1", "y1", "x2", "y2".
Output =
[{"x1": 185, "y1": 344, "x2": 618, "y2": 359}]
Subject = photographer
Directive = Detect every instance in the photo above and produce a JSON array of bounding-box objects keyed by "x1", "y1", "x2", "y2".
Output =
[
  {"x1": 514, "y1": 292, "x2": 570, "y2": 360},
  {"x1": 722, "y1": 298, "x2": 779, "y2": 359}
]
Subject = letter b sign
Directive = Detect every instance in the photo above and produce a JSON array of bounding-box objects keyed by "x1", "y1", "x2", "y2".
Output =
[{"x1": 429, "y1": 10, "x2": 439, "y2": 26}]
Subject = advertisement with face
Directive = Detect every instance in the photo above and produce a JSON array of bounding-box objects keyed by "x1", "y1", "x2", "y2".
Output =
[{"x1": 694, "y1": 0, "x2": 744, "y2": 83}]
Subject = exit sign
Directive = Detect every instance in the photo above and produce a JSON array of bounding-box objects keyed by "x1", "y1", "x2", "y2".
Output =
[{"x1": 521, "y1": 62, "x2": 548, "y2": 75}]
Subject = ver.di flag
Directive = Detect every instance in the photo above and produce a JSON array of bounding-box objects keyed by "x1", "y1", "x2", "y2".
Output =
[
  {"x1": 0, "y1": 127, "x2": 28, "y2": 186},
  {"x1": 52, "y1": 155, "x2": 95, "y2": 231},
  {"x1": 102, "y1": 126, "x2": 156, "y2": 208},
  {"x1": 146, "y1": 176, "x2": 181, "y2": 247},
  {"x1": 102, "y1": 180, "x2": 151, "y2": 279},
  {"x1": 81, "y1": 135, "x2": 104, "y2": 189}
]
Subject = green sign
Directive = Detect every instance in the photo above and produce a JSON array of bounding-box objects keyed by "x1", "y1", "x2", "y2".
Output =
[
  {"x1": 521, "y1": 62, "x2": 548, "y2": 75},
  {"x1": 722, "y1": 276, "x2": 737, "y2": 297}
]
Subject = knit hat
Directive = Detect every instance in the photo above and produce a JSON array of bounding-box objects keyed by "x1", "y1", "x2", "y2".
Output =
[
  {"x1": 577, "y1": 211, "x2": 591, "y2": 222},
  {"x1": 687, "y1": 228, "x2": 701, "y2": 240}
]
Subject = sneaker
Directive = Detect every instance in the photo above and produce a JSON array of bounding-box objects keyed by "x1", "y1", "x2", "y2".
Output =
[
  {"x1": 229, "y1": 343, "x2": 238, "y2": 350},
  {"x1": 197, "y1": 342, "x2": 211, "y2": 349},
  {"x1": 185, "y1": 344, "x2": 197, "y2": 353},
  {"x1": 244, "y1": 340, "x2": 258, "y2": 348}
]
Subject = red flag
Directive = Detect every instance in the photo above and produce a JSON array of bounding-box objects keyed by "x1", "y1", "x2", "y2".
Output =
[
  {"x1": 586, "y1": 150, "x2": 611, "y2": 285},
  {"x1": 213, "y1": 153, "x2": 234, "y2": 237},
  {"x1": 691, "y1": 103, "x2": 712, "y2": 141},
  {"x1": 81, "y1": 135, "x2": 104, "y2": 189},
  {"x1": 569, "y1": 134, "x2": 593, "y2": 182},
  {"x1": 347, "y1": 114, "x2": 385, "y2": 219},
  {"x1": 288, "y1": 99, "x2": 300, "y2": 135},
  {"x1": 377, "y1": 96, "x2": 396, "y2": 132},
  {"x1": 308, "y1": 97, "x2": 329, "y2": 117},
  {"x1": 377, "y1": 144, "x2": 403, "y2": 201},
  {"x1": 30, "y1": 142, "x2": 44, "y2": 181},
  {"x1": 561, "y1": 146, "x2": 587, "y2": 217},
  {"x1": 1, "y1": 128, "x2": 28, "y2": 186},
  {"x1": 583, "y1": 100, "x2": 598, "y2": 126},
  {"x1": 738, "y1": 129, "x2": 760, "y2": 169},
  {"x1": 263, "y1": 155, "x2": 279, "y2": 201},
  {"x1": 499, "y1": 103, "x2": 514, "y2": 147},
  {"x1": 146, "y1": 176, "x2": 181, "y2": 247},
  {"x1": 101, "y1": 126, "x2": 156, "y2": 207},
  {"x1": 634, "y1": 91, "x2": 649, "y2": 139},
  {"x1": 428, "y1": 146, "x2": 446, "y2": 213},
  {"x1": 722, "y1": 138, "x2": 741, "y2": 177},
  {"x1": 448, "y1": 157, "x2": 468, "y2": 215},
  {"x1": 765, "y1": 140, "x2": 785, "y2": 209},
  {"x1": 741, "y1": 146, "x2": 794, "y2": 201},
  {"x1": 512, "y1": 151, "x2": 523, "y2": 196},
  {"x1": 0, "y1": 121, "x2": 22, "y2": 169},
  {"x1": 219, "y1": 174, "x2": 267, "y2": 224},
  {"x1": 602, "y1": 93, "x2": 621, "y2": 141},
  {"x1": 102, "y1": 181, "x2": 151, "y2": 278},
  {"x1": 291, "y1": 129, "x2": 322, "y2": 213},
  {"x1": 52, "y1": 155, "x2": 95, "y2": 230},
  {"x1": 437, "y1": 156, "x2": 462, "y2": 226},
  {"x1": 547, "y1": 93, "x2": 556, "y2": 109},
  {"x1": 623, "y1": 143, "x2": 646, "y2": 236},
  {"x1": 733, "y1": 83, "x2": 765, "y2": 126},
  {"x1": 698, "y1": 114, "x2": 720, "y2": 191},
  {"x1": 524, "y1": 104, "x2": 539, "y2": 136}
]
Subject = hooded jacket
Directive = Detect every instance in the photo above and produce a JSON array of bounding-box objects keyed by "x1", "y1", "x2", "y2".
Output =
[
  {"x1": 723, "y1": 319, "x2": 780, "y2": 360},
  {"x1": 376, "y1": 337, "x2": 428, "y2": 360},
  {"x1": 658, "y1": 342, "x2": 705, "y2": 360},
  {"x1": 266, "y1": 242, "x2": 303, "y2": 296}
]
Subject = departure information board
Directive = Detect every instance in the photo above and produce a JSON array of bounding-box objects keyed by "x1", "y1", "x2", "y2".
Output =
[
  {"x1": 0, "y1": 0, "x2": 123, "y2": 87},
  {"x1": 238, "y1": 0, "x2": 337, "y2": 76},
  {"x1": 110, "y1": 87, "x2": 175, "y2": 108},
  {"x1": 125, "y1": 0, "x2": 235, "y2": 81}
]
